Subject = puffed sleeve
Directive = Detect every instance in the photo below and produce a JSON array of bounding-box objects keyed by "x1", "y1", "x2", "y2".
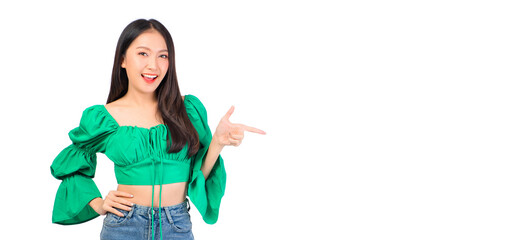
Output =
[
  {"x1": 50, "y1": 105, "x2": 116, "y2": 225},
  {"x1": 185, "y1": 95, "x2": 226, "y2": 224}
]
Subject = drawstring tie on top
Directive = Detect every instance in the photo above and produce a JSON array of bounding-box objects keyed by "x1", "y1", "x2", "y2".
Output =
[{"x1": 149, "y1": 128, "x2": 164, "y2": 240}]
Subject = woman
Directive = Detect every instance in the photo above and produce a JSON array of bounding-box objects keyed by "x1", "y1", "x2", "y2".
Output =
[{"x1": 50, "y1": 19, "x2": 265, "y2": 240}]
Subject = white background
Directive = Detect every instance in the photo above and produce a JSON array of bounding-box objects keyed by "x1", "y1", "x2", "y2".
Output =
[{"x1": 0, "y1": 0, "x2": 515, "y2": 239}]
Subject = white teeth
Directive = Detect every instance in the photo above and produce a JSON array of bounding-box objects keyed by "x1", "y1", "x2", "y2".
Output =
[{"x1": 142, "y1": 74, "x2": 157, "y2": 79}]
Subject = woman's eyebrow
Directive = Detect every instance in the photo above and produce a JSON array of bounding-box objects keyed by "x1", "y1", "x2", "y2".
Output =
[{"x1": 136, "y1": 46, "x2": 168, "y2": 52}]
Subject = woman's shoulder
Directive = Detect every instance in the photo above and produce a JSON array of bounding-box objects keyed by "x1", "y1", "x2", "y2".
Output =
[
  {"x1": 77, "y1": 103, "x2": 118, "y2": 131},
  {"x1": 184, "y1": 94, "x2": 206, "y2": 110},
  {"x1": 184, "y1": 94, "x2": 209, "y2": 120}
]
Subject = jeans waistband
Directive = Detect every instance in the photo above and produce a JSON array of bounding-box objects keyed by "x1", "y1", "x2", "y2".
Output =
[{"x1": 126, "y1": 198, "x2": 190, "y2": 218}]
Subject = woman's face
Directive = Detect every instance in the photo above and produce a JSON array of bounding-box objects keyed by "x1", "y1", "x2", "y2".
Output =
[{"x1": 122, "y1": 29, "x2": 169, "y2": 94}]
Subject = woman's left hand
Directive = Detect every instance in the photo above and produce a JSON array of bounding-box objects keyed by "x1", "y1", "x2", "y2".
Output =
[{"x1": 213, "y1": 105, "x2": 266, "y2": 147}]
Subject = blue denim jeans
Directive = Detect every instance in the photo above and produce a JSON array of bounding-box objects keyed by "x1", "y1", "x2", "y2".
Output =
[{"x1": 100, "y1": 199, "x2": 194, "y2": 240}]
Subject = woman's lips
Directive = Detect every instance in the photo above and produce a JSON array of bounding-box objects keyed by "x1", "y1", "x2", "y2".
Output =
[{"x1": 141, "y1": 74, "x2": 158, "y2": 84}]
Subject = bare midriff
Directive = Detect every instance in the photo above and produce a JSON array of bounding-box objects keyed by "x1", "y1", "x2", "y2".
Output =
[{"x1": 117, "y1": 182, "x2": 188, "y2": 207}]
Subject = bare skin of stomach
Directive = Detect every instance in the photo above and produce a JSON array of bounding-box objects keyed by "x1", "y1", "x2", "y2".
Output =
[{"x1": 117, "y1": 182, "x2": 188, "y2": 207}]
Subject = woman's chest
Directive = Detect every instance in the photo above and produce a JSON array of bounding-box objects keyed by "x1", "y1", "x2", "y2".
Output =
[{"x1": 104, "y1": 126, "x2": 189, "y2": 165}]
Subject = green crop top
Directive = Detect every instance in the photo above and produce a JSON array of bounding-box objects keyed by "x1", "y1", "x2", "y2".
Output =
[{"x1": 50, "y1": 94, "x2": 226, "y2": 226}]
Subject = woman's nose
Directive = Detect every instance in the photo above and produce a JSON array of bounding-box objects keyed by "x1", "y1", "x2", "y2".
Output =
[{"x1": 146, "y1": 56, "x2": 157, "y2": 70}]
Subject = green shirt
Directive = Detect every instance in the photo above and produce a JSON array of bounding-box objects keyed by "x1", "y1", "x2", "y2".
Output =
[{"x1": 50, "y1": 94, "x2": 226, "y2": 225}]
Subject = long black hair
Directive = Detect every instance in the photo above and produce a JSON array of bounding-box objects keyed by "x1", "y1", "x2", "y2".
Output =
[{"x1": 106, "y1": 19, "x2": 200, "y2": 158}]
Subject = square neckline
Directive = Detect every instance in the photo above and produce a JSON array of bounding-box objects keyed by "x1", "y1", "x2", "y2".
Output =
[
  {"x1": 100, "y1": 105, "x2": 165, "y2": 130},
  {"x1": 100, "y1": 95, "x2": 189, "y2": 130}
]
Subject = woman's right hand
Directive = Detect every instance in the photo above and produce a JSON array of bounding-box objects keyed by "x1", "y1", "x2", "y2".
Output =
[{"x1": 89, "y1": 191, "x2": 134, "y2": 217}]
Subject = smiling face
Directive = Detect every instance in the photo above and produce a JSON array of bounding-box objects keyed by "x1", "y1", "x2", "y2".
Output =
[{"x1": 121, "y1": 29, "x2": 169, "y2": 95}]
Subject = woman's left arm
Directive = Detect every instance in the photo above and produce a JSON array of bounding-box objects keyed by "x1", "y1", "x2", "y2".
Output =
[{"x1": 200, "y1": 105, "x2": 266, "y2": 179}]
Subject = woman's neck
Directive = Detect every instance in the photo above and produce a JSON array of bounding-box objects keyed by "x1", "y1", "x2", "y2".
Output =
[{"x1": 122, "y1": 88, "x2": 159, "y2": 109}]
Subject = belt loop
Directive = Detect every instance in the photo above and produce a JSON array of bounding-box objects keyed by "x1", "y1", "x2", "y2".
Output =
[
  {"x1": 186, "y1": 198, "x2": 191, "y2": 212},
  {"x1": 126, "y1": 205, "x2": 135, "y2": 219},
  {"x1": 164, "y1": 206, "x2": 173, "y2": 224}
]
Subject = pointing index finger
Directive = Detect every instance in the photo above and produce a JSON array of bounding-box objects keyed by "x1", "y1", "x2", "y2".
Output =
[{"x1": 242, "y1": 124, "x2": 266, "y2": 135}]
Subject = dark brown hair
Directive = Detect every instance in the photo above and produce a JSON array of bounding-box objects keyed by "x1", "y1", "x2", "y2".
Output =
[{"x1": 106, "y1": 18, "x2": 199, "y2": 158}]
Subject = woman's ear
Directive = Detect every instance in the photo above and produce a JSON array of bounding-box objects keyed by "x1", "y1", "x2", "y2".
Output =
[{"x1": 121, "y1": 56, "x2": 126, "y2": 68}]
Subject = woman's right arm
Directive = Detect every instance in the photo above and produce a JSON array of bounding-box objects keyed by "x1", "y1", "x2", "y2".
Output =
[{"x1": 50, "y1": 105, "x2": 118, "y2": 224}]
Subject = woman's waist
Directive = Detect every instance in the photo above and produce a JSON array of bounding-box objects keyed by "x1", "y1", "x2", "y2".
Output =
[{"x1": 117, "y1": 182, "x2": 188, "y2": 207}]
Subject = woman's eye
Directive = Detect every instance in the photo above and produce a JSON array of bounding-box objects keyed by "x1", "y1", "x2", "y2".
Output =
[
  {"x1": 138, "y1": 52, "x2": 148, "y2": 56},
  {"x1": 160, "y1": 55, "x2": 168, "y2": 59}
]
